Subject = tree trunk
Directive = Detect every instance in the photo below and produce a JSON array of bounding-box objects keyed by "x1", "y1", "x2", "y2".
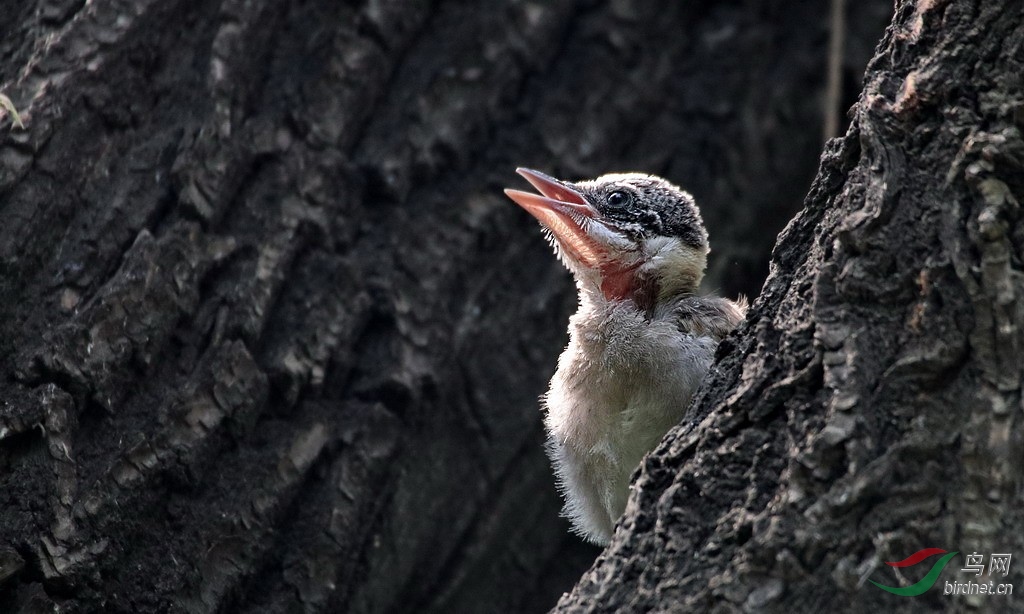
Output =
[
  {"x1": 0, "y1": 1, "x2": 890, "y2": 613},
  {"x1": 555, "y1": 0, "x2": 1024, "y2": 612}
]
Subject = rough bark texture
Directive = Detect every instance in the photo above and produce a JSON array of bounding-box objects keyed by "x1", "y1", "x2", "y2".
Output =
[
  {"x1": 0, "y1": 1, "x2": 891, "y2": 613},
  {"x1": 556, "y1": 0, "x2": 1024, "y2": 612}
]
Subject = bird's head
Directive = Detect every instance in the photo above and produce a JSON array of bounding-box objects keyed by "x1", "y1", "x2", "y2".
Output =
[{"x1": 505, "y1": 168, "x2": 708, "y2": 308}]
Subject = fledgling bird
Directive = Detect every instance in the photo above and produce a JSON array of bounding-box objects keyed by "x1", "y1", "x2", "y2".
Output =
[{"x1": 505, "y1": 168, "x2": 746, "y2": 545}]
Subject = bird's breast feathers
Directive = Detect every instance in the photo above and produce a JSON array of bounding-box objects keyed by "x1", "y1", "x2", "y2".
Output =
[
  {"x1": 541, "y1": 296, "x2": 743, "y2": 543},
  {"x1": 544, "y1": 299, "x2": 716, "y2": 452}
]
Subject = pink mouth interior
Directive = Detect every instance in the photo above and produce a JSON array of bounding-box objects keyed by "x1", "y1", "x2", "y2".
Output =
[
  {"x1": 503, "y1": 169, "x2": 607, "y2": 270},
  {"x1": 504, "y1": 169, "x2": 643, "y2": 303}
]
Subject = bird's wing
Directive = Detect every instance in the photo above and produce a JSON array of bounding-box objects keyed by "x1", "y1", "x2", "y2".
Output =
[{"x1": 669, "y1": 295, "x2": 748, "y2": 341}]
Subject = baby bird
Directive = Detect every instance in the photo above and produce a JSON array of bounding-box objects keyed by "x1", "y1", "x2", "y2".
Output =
[{"x1": 505, "y1": 168, "x2": 746, "y2": 545}]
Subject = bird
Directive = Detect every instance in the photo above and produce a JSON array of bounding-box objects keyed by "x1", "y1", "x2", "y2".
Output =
[{"x1": 504, "y1": 167, "x2": 746, "y2": 545}]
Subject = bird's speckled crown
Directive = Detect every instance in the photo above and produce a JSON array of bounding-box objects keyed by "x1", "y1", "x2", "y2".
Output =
[{"x1": 570, "y1": 173, "x2": 708, "y2": 249}]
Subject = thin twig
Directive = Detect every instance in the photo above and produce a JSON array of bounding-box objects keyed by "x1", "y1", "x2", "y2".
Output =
[{"x1": 824, "y1": 0, "x2": 847, "y2": 141}]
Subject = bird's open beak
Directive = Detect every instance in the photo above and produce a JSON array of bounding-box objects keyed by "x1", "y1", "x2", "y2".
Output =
[{"x1": 504, "y1": 168, "x2": 607, "y2": 269}]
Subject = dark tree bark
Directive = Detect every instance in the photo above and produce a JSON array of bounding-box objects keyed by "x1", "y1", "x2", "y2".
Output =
[
  {"x1": 0, "y1": 1, "x2": 890, "y2": 613},
  {"x1": 556, "y1": 1, "x2": 1024, "y2": 613}
]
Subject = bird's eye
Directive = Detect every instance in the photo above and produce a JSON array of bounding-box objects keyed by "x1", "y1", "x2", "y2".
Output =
[{"x1": 607, "y1": 191, "x2": 630, "y2": 207}]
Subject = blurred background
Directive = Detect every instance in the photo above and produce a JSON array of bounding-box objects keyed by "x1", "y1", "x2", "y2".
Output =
[{"x1": 0, "y1": 0, "x2": 893, "y2": 612}]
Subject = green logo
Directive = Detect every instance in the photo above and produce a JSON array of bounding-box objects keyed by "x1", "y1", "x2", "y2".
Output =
[{"x1": 870, "y1": 548, "x2": 958, "y2": 597}]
